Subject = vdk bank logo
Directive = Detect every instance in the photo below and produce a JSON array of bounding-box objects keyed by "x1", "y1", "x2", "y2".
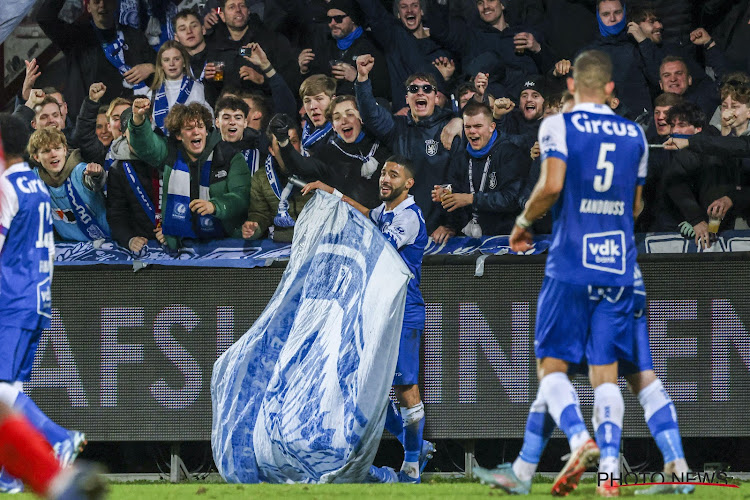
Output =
[{"x1": 583, "y1": 230, "x2": 626, "y2": 275}]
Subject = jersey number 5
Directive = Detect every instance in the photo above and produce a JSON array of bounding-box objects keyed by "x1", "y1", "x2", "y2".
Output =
[{"x1": 594, "y1": 143, "x2": 616, "y2": 193}]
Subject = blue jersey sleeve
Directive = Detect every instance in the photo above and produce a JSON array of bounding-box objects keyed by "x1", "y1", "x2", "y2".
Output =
[
  {"x1": 539, "y1": 114, "x2": 568, "y2": 162},
  {"x1": 381, "y1": 209, "x2": 421, "y2": 250}
]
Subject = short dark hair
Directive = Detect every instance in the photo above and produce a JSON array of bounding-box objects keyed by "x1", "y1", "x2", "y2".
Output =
[
  {"x1": 666, "y1": 102, "x2": 705, "y2": 129},
  {"x1": 660, "y1": 55, "x2": 690, "y2": 78},
  {"x1": 628, "y1": 5, "x2": 657, "y2": 24},
  {"x1": 41, "y1": 87, "x2": 64, "y2": 102},
  {"x1": 384, "y1": 154, "x2": 415, "y2": 180},
  {"x1": 405, "y1": 72, "x2": 438, "y2": 89},
  {"x1": 265, "y1": 113, "x2": 301, "y2": 143},
  {"x1": 214, "y1": 96, "x2": 250, "y2": 118},
  {"x1": 239, "y1": 91, "x2": 271, "y2": 131},
  {"x1": 97, "y1": 105, "x2": 109, "y2": 116},
  {"x1": 654, "y1": 92, "x2": 683, "y2": 108},
  {"x1": 172, "y1": 8, "x2": 201, "y2": 30},
  {"x1": 0, "y1": 113, "x2": 31, "y2": 158},
  {"x1": 462, "y1": 101, "x2": 494, "y2": 121}
]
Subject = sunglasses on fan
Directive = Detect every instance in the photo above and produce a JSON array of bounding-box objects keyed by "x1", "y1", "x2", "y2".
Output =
[
  {"x1": 407, "y1": 84, "x2": 435, "y2": 94},
  {"x1": 327, "y1": 14, "x2": 348, "y2": 23}
]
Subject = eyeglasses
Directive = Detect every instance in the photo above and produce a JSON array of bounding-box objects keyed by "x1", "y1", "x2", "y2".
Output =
[
  {"x1": 407, "y1": 84, "x2": 435, "y2": 94},
  {"x1": 327, "y1": 14, "x2": 348, "y2": 23}
]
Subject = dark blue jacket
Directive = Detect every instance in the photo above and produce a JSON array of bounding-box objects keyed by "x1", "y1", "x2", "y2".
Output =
[
  {"x1": 426, "y1": 0, "x2": 555, "y2": 97},
  {"x1": 355, "y1": 78, "x2": 459, "y2": 232},
  {"x1": 581, "y1": 32, "x2": 654, "y2": 116},
  {"x1": 445, "y1": 136, "x2": 526, "y2": 235},
  {"x1": 356, "y1": 0, "x2": 453, "y2": 111}
]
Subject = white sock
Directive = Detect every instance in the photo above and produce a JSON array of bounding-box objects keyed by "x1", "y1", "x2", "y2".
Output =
[
  {"x1": 0, "y1": 382, "x2": 21, "y2": 407},
  {"x1": 512, "y1": 457, "x2": 538, "y2": 482},
  {"x1": 593, "y1": 383, "x2": 624, "y2": 477},
  {"x1": 400, "y1": 461, "x2": 419, "y2": 478},
  {"x1": 539, "y1": 372, "x2": 590, "y2": 451}
]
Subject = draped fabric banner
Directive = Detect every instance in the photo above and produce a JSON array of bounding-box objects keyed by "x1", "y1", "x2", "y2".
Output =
[
  {"x1": 50, "y1": 232, "x2": 750, "y2": 268},
  {"x1": 210, "y1": 192, "x2": 411, "y2": 484}
]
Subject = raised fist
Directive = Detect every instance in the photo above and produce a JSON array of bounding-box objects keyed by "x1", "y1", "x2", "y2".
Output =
[
  {"x1": 356, "y1": 54, "x2": 375, "y2": 81},
  {"x1": 89, "y1": 82, "x2": 107, "y2": 102},
  {"x1": 132, "y1": 98, "x2": 151, "y2": 126}
]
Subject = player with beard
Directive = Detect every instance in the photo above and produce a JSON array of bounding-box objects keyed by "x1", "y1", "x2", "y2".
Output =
[
  {"x1": 355, "y1": 54, "x2": 460, "y2": 241},
  {"x1": 302, "y1": 155, "x2": 432, "y2": 484}
]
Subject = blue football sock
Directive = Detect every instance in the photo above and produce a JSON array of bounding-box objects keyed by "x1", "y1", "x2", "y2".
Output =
[
  {"x1": 513, "y1": 391, "x2": 556, "y2": 482},
  {"x1": 13, "y1": 391, "x2": 70, "y2": 446},
  {"x1": 518, "y1": 396, "x2": 556, "y2": 466},
  {"x1": 383, "y1": 399, "x2": 405, "y2": 445},
  {"x1": 638, "y1": 379, "x2": 685, "y2": 464},
  {"x1": 593, "y1": 383, "x2": 624, "y2": 476}
]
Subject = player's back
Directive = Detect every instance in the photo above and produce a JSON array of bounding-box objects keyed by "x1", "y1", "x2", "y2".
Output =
[
  {"x1": 0, "y1": 163, "x2": 55, "y2": 330},
  {"x1": 539, "y1": 103, "x2": 647, "y2": 287}
]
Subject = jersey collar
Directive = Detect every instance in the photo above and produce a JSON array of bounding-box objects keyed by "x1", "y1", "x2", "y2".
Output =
[
  {"x1": 571, "y1": 102, "x2": 615, "y2": 115},
  {"x1": 381, "y1": 194, "x2": 416, "y2": 214}
]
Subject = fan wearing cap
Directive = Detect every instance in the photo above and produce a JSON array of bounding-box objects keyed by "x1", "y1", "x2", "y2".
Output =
[
  {"x1": 297, "y1": 0, "x2": 391, "y2": 101},
  {"x1": 105, "y1": 106, "x2": 163, "y2": 253},
  {"x1": 493, "y1": 77, "x2": 546, "y2": 155}
]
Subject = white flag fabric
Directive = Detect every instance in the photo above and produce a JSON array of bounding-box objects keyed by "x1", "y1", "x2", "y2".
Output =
[{"x1": 211, "y1": 191, "x2": 411, "y2": 483}]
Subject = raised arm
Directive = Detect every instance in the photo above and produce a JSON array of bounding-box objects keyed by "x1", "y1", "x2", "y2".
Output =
[
  {"x1": 128, "y1": 98, "x2": 168, "y2": 169},
  {"x1": 73, "y1": 83, "x2": 109, "y2": 164},
  {"x1": 354, "y1": 55, "x2": 396, "y2": 140}
]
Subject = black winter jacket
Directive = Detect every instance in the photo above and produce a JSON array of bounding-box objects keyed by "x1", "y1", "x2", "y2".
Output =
[
  {"x1": 280, "y1": 132, "x2": 391, "y2": 209},
  {"x1": 105, "y1": 138, "x2": 160, "y2": 247},
  {"x1": 446, "y1": 136, "x2": 526, "y2": 236},
  {"x1": 37, "y1": 0, "x2": 155, "y2": 119},
  {"x1": 355, "y1": 78, "x2": 460, "y2": 232}
]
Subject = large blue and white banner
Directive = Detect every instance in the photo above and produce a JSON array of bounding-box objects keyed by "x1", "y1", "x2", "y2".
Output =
[{"x1": 210, "y1": 192, "x2": 411, "y2": 483}]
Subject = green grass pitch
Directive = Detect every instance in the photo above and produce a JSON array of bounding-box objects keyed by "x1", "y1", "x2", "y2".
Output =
[{"x1": 15, "y1": 479, "x2": 746, "y2": 499}]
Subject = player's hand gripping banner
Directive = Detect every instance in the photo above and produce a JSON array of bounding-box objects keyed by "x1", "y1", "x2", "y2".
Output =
[{"x1": 210, "y1": 191, "x2": 411, "y2": 483}]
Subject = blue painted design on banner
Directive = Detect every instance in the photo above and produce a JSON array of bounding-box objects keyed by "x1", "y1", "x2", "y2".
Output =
[
  {"x1": 64, "y1": 177, "x2": 110, "y2": 240},
  {"x1": 210, "y1": 191, "x2": 411, "y2": 483},
  {"x1": 122, "y1": 162, "x2": 156, "y2": 225}
]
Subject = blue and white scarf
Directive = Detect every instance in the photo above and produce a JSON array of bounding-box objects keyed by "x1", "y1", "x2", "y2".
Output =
[
  {"x1": 64, "y1": 177, "x2": 110, "y2": 240},
  {"x1": 265, "y1": 156, "x2": 296, "y2": 228},
  {"x1": 122, "y1": 162, "x2": 157, "y2": 225},
  {"x1": 153, "y1": 76, "x2": 195, "y2": 135},
  {"x1": 162, "y1": 150, "x2": 225, "y2": 239},
  {"x1": 301, "y1": 121, "x2": 333, "y2": 156},
  {"x1": 94, "y1": 26, "x2": 147, "y2": 91},
  {"x1": 242, "y1": 148, "x2": 261, "y2": 175}
]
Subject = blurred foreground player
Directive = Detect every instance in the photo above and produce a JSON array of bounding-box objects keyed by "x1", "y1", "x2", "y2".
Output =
[
  {"x1": 0, "y1": 114, "x2": 99, "y2": 497},
  {"x1": 0, "y1": 401, "x2": 105, "y2": 499},
  {"x1": 301, "y1": 155, "x2": 434, "y2": 483},
  {"x1": 475, "y1": 50, "x2": 648, "y2": 496}
]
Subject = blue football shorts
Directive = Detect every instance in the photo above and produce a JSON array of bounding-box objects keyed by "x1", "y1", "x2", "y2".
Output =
[
  {"x1": 0, "y1": 326, "x2": 43, "y2": 382},
  {"x1": 393, "y1": 326, "x2": 422, "y2": 386},
  {"x1": 535, "y1": 276, "x2": 637, "y2": 367}
]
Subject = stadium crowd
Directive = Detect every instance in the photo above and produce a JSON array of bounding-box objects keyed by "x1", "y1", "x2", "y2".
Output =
[{"x1": 8, "y1": 0, "x2": 750, "y2": 251}]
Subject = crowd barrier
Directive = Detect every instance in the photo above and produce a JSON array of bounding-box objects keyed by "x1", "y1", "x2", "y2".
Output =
[{"x1": 27, "y1": 251, "x2": 750, "y2": 441}]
